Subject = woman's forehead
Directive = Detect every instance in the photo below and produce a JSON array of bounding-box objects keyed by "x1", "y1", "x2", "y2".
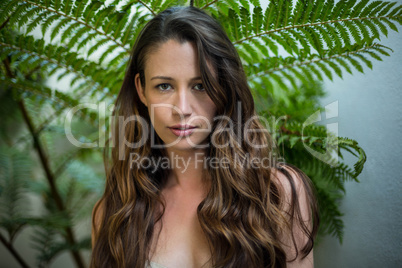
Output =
[{"x1": 144, "y1": 40, "x2": 201, "y2": 78}]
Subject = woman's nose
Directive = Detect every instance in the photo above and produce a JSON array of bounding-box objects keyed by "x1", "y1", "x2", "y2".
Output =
[{"x1": 172, "y1": 88, "x2": 192, "y2": 117}]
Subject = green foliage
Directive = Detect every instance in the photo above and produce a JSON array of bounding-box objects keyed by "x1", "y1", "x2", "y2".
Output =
[
  {"x1": 0, "y1": 0, "x2": 401, "y2": 266},
  {"x1": 0, "y1": 146, "x2": 32, "y2": 241},
  {"x1": 275, "y1": 121, "x2": 367, "y2": 241}
]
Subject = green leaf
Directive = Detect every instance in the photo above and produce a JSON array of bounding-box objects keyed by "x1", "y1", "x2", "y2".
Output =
[
  {"x1": 380, "y1": 17, "x2": 398, "y2": 32},
  {"x1": 361, "y1": 1, "x2": 383, "y2": 17},
  {"x1": 318, "y1": 0, "x2": 334, "y2": 21},
  {"x1": 76, "y1": 32, "x2": 97, "y2": 51},
  {"x1": 250, "y1": 38, "x2": 269, "y2": 58},
  {"x1": 60, "y1": 22, "x2": 81, "y2": 43},
  {"x1": 98, "y1": 44, "x2": 120, "y2": 65},
  {"x1": 373, "y1": 44, "x2": 392, "y2": 56},
  {"x1": 310, "y1": 0, "x2": 325, "y2": 23},
  {"x1": 346, "y1": 56, "x2": 364, "y2": 73},
  {"x1": 309, "y1": 64, "x2": 324, "y2": 80},
  {"x1": 378, "y1": 2, "x2": 397, "y2": 16},
  {"x1": 240, "y1": 7, "x2": 250, "y2": 38},
  {"x1": 324, "y1": 24, "x2": 343, "y2": 52},
  {"x1": 74, "y1": 0, "x2": 88, "y2": 19},
  {"x1": 264, "y1": 2, "x2": 275, "y2": 31},
  {"x1": 351, "y1": 0, "x2": 370, "y2": 17},
  {"x1": 86, "y1": 38, "x2": 109, "y2": 57},
  {"x1": 252, "y1": 6, "x2": 263, "y2": 34},
  {"x1": 17, "y1": 6, "x2": 40, "y2": 28},
  {"x1": 50, "y1": 18, "x2": 70, "y2": 41},
  {"x1": 229, "y1": 9, "x2": 243, "y2": 41},
  {"x1": 69, "y1": 26, "x2": 91, "y2": 49},
  {"x1": 344, "y1": 20, "x2": 362, "y2": 44},
  {"x1": 316, "y1": 61, "x2": 333, "y2": 81},
  {"x1": 289, "y1": 136, "x2": 300, "y2": 148},
  {"x1": 316, "y1": 25, "x2": 334, "y2": 50},
  {"x1": 371, "y1": 18, "x2": 389, "y2": 37},
  {"x1": 262, "y1": 36, "x2": 279, "y2": 56},
  {"x1": 83, "y1": 0, "x2": 104, "y2": 23},
  {"x1": 63, "y1": 0, "x2": 74, "y2": 15},
  {"x1": 363, "y1": 19, "x2": 381, "y2": 39},
  {"x1": 334, "y1": 57, "x2": 353, "y2": 74},
  {"x1": 26, "y1": 11, "x2": 50, "y2": 34},
  {"x1": 326, "y1": 60, "x2": 343, "y2": 78},
  {"x1": 354, "y1": 53, "x2": 373, "y2": 69}
]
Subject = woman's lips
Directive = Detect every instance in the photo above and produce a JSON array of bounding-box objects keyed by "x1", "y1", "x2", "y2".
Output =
[{"x1": 168, "y1": 125, "x2": 197, "y2": 137}]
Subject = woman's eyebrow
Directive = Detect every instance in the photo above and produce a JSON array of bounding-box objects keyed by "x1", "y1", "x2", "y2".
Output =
[
  {"x1": 150, "y1": 76, "x2": 202, "y2": 81},
  {"x1": 150, "y1": 76, "x2": 173, "y2": 80}
]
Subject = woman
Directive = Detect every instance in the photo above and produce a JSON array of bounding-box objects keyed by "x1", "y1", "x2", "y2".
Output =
[{"x1": 91, "y1": 6, "x2": 318, "y2": 268}]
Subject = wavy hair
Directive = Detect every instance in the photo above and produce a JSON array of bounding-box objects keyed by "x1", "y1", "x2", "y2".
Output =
[{"x1": 91, "y1": 6, "x2": 319, "y2": 268}]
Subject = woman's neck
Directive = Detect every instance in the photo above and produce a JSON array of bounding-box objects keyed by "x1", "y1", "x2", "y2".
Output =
[{"x1": 164, "y1": 148, "x2": 209, "y2": 193}]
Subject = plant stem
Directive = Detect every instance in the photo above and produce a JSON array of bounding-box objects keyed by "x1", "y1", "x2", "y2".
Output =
[
  {"x1": 251, "y1": 43, "x2": 379, "y2": 78},
  {"x1": 0, "y1": 17, "x2": 10, "y2": 31},
  {"x1": 234, "y1": 15, "x2": 399, "y2": 45},
  {"x1": 0, "y1": 233, "x2": 30, "y2": 268},
  {"x1": 138, "y1": 0, "x2": 156, "y2": 16},
  {"x1": 18, "y1": 100, "x2": 86, "y2": 268},
  {"x1": 201, "y1": 0, "x2": 218, "y2": 9},
  {"x1": 2, "y1": 59, "x2": 86, "y2": 268}
]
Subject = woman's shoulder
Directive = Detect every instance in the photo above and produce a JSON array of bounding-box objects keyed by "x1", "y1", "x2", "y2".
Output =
[
  {"x1": 270, "y1": 163, "x2": 312, "y2": 204},
  {"x1": 270, "y1": 163, "x2": 317, "y2": 267},
  {"x1": 270, "y1": 163, "x2": 316, "y2": 225}
]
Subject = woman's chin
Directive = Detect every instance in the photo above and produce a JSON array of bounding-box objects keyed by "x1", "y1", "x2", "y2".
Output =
[{"x1": 162, "y1": 139, "x2": 209, "y2": 152}]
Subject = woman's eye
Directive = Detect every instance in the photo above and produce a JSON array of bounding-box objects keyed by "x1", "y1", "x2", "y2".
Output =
[
  {"x1": 156, "y1": 83, "x2": 171, "y2": 91},
  {"x1": 193, "y1": 83, "x2": 205, "y2": 91}
]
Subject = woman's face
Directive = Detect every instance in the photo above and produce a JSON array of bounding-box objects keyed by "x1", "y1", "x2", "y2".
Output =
[{"x1": 135, "y1": 39, "x2": 217, "y2": 151}]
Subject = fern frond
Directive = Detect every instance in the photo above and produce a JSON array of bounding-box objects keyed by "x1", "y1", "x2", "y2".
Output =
[
  {"x1": 0, "y1": 32, "x2": 118, "y2": 97},
  {"x1": 82, "y1": 0, "x2": 104, "y2": 23},
  {"x1": 0, "y1": 1, "x2": 17, "y2": 24},
  {"x1": 31, "y1": 226, "x2": 59, "y2": 267},
  {"x1": 315, "y1": 186, "x2": 344, "y2": 242},
  {"x1": 230, "y1": 0, "x2": 402, "y2": 64},
  {"x1": 0, "y1": 147, "x2": 32, "y2": 240},
  {"x1": 228, "y1": 8, "x2": 243, "y2": 41},
  {"x1": 1, "y1": 79, "x2": 98, "y2": 125},
  {"x1": 138, "y1": 0, "x2": 157, "y2": 16},
  {"x1": 252, "y1": 6, "x2": 263, "y2": 35},
  {"x1": 8, "y1": 0, "x2": 131, "y2": 55},
  {"x1": 249, "y1": 38, "x2": 268, "y2": 58},
  {"x1": 200, "y1": 0, "x2": 219, "y2": 10},
  {"x1": 62, "y1": 0, "x2": 74, "y2": 16},
  {"x1": 247, "y1": 42, "x2": 392, "y2": 87},
  {"x1": 338, "y1": 137, "x2": 367, "y2": 177},
  {"x1": 240, "y1": 7, "x2": 250, "y2": 38}
]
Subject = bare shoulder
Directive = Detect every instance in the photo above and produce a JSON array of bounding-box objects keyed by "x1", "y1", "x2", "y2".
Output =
[
  {"x1": 270, "y1": 164, "x2": 316, "y2": 268},
  {"x1": 91, "y1": 198, "x2": 105, "y2": 247},
  {"x1": 271, "y1": 164, "x2": 311, "y2": 206}
]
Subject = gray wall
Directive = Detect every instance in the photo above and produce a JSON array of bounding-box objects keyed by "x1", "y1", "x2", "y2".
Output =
[{"x1": 314, "y1": 1, "x2": 402, "y2": 267}]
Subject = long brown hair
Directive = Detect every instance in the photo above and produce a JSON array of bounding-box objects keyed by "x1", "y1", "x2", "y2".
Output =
[{"x1": 91, "y1": 6, "x2": 318, "y2": 268}]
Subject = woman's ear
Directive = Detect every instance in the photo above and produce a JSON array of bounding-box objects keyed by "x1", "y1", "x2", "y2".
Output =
[{"x1": 135, "y1": 73, "x2": 147, "y2": 107}]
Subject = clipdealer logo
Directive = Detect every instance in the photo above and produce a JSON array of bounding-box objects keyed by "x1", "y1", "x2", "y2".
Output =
[
  {"x1": 302, "y1": 101, "x2": 339, "y2": 167},
  {"x1": 64, "y1": 101, "x2": 340, "y2": 166}
]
